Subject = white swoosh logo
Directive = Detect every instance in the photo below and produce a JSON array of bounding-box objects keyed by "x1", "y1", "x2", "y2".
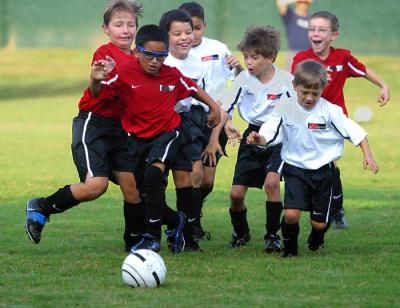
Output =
[
  {"x1": 149, "y1": 218, "x2": 161, "y2": 223},
  {"x1": 131, "y1": 85, "x2": 142, "y2": 89},
  {"x1": 188, "y1": 218, "x2": 196, "y2": 223}
]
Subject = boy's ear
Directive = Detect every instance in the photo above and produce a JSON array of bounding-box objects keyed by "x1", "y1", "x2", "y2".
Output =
[
  {"x1": 133, "y1": 47, "x2": 139, "y2": 57},
  {"x1": 331, "y1": 31, "x2": 339, "y2": 42},
  {"x1": 102, "y1": 24, "x2": 109, "y2": 36},
  {"x1": 203, "y1": 21, "x2": 208, "y2": 30}
]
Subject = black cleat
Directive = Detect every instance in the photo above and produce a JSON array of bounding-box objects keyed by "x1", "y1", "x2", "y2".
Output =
[
  {"x1": 166, "y1": 211, "x2": 186, "y2": 254},
  {"x1": 131, "y1": 234, "x2": 161, "y2": 253},
  {"x1": 332, "y1": 208, "x2": 349, "y2": 229},
  {"x1": 229, "y1": 232, "x2": 251, "y2": 248},
  {"x1": 184, "y1": 240, "x2": 203, "y2": 252},
  {"x1": 193, "y1": 224, "x2": 211, "y2": 242},
  {"x1": 307, "y1": 233, "x2": 325, "y2": 251},
  {"x1": 124, "y1": 232, "x2": 143, "y2": 253},
  {"x1": 264, "y1": 234, "x2": 283, "y2": 254},
  {"x1": 25, "y1": 198, "x2": 49, "y2": 244},
  {"x1": 281, "y1": 251, "x2": 298, "y2": 258}
]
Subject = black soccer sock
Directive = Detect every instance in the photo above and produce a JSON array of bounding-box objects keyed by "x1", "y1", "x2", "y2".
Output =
[
  {"x1": 143, "y1": 166, "x2": 165, "y2": 240},
  {"x1": 281, "y1": 218, "x2": 299, "y2": 255},
  {"x1": 41, "y1": 185, "x2": 80, "y2": 214},
  {"x1": 265, "y1": 201, "x2": 283, "y2": 238},
  {"x1": 163, "y1": 203, "x2": 179, "y2": 230},
  {"x1": 229, "y1": 207, "x2": 250, "y2": 238},
  {"x1": 123, "y1": 201, "x2": 145, "y2": 239},
  {"x1": 192, "y1": 187, "x2": 202, "y2": 225},
  {"x1": 200, "y1": 185, "x2": 213, "y2": 202},
  {"x1": 176, "y1": 186, "x2": 196, "y2": 241},
  {"x1": 331, "y1": 167, "x2": 344, "y2": 216}
]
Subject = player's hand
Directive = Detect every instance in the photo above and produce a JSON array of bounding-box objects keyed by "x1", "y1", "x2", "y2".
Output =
[
  {"x1": 224, "y1": 120, "x2": 242, "y2": 147},
  {"x1": 90, "y1": 56, "x2": 116, "y2": 81},
  {"x1": 246, "y1": 131, "x2": 266, "y2": 145},
  {"x1": 207, "y1": 107, "x2": 221, "y2": 128},
  {"x1": 201, "y1": 140, "x2": 224, "y2": 167},
  {"x1": 363, "y1": 156, "x2": 379, "y2": 174},
  {"x1": 377, "y1": 85, "x2": 390, "y2": 107},
  {"x1": 225, "y1": 54, "x2": 242, "y2": 70}
]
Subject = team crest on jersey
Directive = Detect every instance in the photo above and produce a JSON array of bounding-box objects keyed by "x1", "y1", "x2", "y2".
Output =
[
  {"x1": 267, "y1": 93, "x2": 282, "y2": 100},
  {"x1": 327, "y1": 65, "x2": 343, "y2": 72},
  {"x1": 308, "y1": 123, "x2": 326, "y2": 129},
  {"x1": 201, "y1": 54, "x2": 219, "y2": 62},
  {"x1": 160, "y1": 85, "x2": 175, "y2": 92}
]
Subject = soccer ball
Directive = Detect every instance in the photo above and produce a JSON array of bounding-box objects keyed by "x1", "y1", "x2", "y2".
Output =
[{"x1": 122, "y1": 249, "x2": 167, "y2": 288}]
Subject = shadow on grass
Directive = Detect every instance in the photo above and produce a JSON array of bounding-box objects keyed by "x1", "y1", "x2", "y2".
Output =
[{"x1": 0, "y1": 79, "x2": 88, "y2": 100}]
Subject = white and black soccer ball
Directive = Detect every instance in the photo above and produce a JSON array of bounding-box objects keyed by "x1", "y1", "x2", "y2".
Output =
[{"x1": 122, "y1": 249, "x2": 166, "y2": 288}]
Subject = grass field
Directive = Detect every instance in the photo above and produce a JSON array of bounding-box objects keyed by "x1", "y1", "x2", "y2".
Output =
[{"x1": 1, "y1": 49, "x2": 399, "y2": 307}]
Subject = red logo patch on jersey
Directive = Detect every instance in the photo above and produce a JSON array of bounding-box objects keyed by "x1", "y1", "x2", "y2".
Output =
[
  {"x1": 267, "y1": 93, "x2": 282, "y2": 100},
  {"x1": 201, "y1": 54, "x2": 219, "y2": 62},
  {"x1": 308, "y1": 123, "x2": 326, "y2": 129}
]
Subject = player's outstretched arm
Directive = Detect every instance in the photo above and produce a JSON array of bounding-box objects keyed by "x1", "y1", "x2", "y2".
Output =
[
  {"x1": 193, "y1": 87, "x2": 221, "y2": 128},
  {"x1": 89, "y1": 56, "x2": 116, "y2": 97},
  {"x1": 365, "y1": 67, "x2": 390, "y2": 107},
  {"x1": 246, "y1": 131, "x2": 267, "y2": 146},
  {"x1": 358, "y1": 137, "x2": 379, "y2": 174},
  {"x1": 225, "y1": 54, "x2": 243, "y2": 76}
]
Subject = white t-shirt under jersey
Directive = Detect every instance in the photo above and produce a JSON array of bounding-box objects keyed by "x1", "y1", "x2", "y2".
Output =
[
  {"x1": 190, "y1": 37, "x2": 235, "y2": 100},
  {"x1": 164, "y1": 53, "x2": 208, "y2": 112},
  {"x1": 259, "y1": 92, "x2": 367, "y2": 170},
  {"x1": 219, "y1": 65, "x2": 293, "y2": 126}
]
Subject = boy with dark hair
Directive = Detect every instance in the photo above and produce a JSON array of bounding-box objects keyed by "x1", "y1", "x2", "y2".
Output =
[
  {"x1": 90, "y1": 24, "x2": 221, "y2": 252},
  {"x1": 159, "y1": 9, "x2": 208, "y2": 251},
  {"x1": 291, "y1": 11, "x2": 390, "y2": 229},
  {"x1": 178, "y1": 1, "x2": 243, "y2": 241},
  {"x1": 25, "y1": 0, "x2": 144, "y2": 251},
  {"x1": 248, "y1": 59, "x2": 379, "y2": 257},
  {"x1": 219, "y1": 25, "x2": 293, "y2": 253}
]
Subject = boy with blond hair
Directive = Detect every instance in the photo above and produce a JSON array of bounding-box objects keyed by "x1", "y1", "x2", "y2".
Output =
[{"x1": 291, "y1": 11, "x2": 390, "y2": 229}]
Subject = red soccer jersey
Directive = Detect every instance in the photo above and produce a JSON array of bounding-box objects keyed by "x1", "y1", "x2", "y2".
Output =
[
  {"x1": 102, "y1": 58, "x2": 198, "y2": 138},
  {"x1": 78, "y1": 42, "x2": 135, "y2": 120},
  {"x1": 291, "y1": 47, "x2": 366, "y2": 115}
]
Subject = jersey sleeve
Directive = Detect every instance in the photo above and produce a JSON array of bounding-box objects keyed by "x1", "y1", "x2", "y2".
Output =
[
  {"x1": 218, "y1": 71, "x2": 246, "y2": 116},
  {"x1": 174, "y1": 69, "x2": 198, "y2": 101},
  {"x1": 329, "y1": 103, "x2": 367, "y2": 146},
  {"x1": 259, "y1": 112, "x2": 284, "y2": 147},
  {"x1": 346, "y1": 52, "x2": 366, "y2": 78}
]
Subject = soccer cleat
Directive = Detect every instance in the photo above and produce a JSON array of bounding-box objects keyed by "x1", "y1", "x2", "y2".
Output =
[
  {"x1": 184, "y1": 239, "x2": 203, "y2": 252},
  {"x1": 229, "y1": 232, "x2": 251, "y2": 248},
  {"x1": 193, "y1": 224, "x2": 211, "y2": 242},
  {"x1": 307, "y1": 233, "x2": 325, "y2": 251},
  {"x1": 332, "y1": 208, "x2": 349, "y2": 229},
  {"x1": 281, "y1": 251, "x2": 298, "y2": 258},
  {"x1": 131, "y1": 234, "x2": 161, "y2": 253},
  {"x1": 124, "y1": 232, "x2": 143, "y2": 253},
  {"x1": 165, "y1": 211, "x2": 186, "y2": 254},
  {"x1": 25, "y1": 198, "x2": 49, "y2": 244},
  {"x1": 264, "y1": 234, "x2": 283, "y2": 254}
]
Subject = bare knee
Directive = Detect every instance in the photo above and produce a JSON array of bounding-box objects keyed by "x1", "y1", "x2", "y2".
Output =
[
  {"x1": 310, "y1": 220, "x2": 327, "y2": 230},
  {"x1": 73, "y1": 177, "x2": 108, "y2": 201},
  {"x1": 230, "y1": 186, "x2": 246, "y2": 210},
  {"x1": 284, "y1": 209, "x2": 301, "y2": 224}
]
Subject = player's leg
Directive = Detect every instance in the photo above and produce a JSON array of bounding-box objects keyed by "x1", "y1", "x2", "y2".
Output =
[
  {"x1": 113, "y1": 171, "x2": 144, "y2": 252},
  {"x1": 331, "y1": 166, "x2": 348, "y2": 229},
  {"x1": 307, "y1": 163, "x2": 335, "y2": 251},
  {"x1": 264, "y1": 171, "x2": 283, "y2": 253},
  {"x1": 26, "y1": 175, "x2": 108, "y2": 244},
  {"x1": 229, "y1": 184, "x2": 251, "y2": 247},
  {"x1": 281, "y1": 208, "x2": 301, "y2": 257}
]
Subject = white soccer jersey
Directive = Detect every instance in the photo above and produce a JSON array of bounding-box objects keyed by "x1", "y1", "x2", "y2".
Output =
[
  {"x1": 164, "y1": 53, "x2": 208, "y2": 112},
  {"x1": 219, "y1": 66, "x2": 293, "y2": 126},
  {"x1": 259, "y1": 92, "x2": 367, "y2": 170},
  {"x1": 190, "y1": 37, "x2": 235, "y2": 100}
]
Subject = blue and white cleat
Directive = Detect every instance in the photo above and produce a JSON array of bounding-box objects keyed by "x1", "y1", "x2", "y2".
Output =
[
  {"x1": 166, "y1": 211, "x2": 186, "y2": 253},
  {"x1": 25, "y1": 198, "x2": 49, "y2": 244},
  {"x1": 131, "y1": 234, "x2": 161, "y2": 253}
]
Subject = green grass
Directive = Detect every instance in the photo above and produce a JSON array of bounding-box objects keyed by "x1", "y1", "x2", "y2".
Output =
[{"x1": 1, "y1": 49, "x2": 400, "y2": 307}]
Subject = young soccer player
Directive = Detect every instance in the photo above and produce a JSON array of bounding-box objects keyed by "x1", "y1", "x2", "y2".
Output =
[
  {"x1": 159, "y1": 9, "x2": 209, "y2": 251},
  {"x1": 25, "y1": 0, "x2": 145, "y2": 251},
  {"x1": 247, "y1": 59, "x2": 379, "y2": 257},
  {"x1": 90, "y1": 24, "x2": 221, "y2": 253},
  {"x1": 275, "y1": 0, "x2": 312, "y2": 70},
  {"x1": 219, "y1": 25, "x2": 293, "y2": 252},
  {"x1": 291, "y1": 11, "x2": 390, "y2": 229},
  {"x1": 178, "y1": 2, "x2": 243, "y2": 241}
]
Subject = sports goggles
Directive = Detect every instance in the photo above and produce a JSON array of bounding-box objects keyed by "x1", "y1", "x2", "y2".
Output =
[{"x1": 137, "y1": 45, "x2": 169, "y2": 60}]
